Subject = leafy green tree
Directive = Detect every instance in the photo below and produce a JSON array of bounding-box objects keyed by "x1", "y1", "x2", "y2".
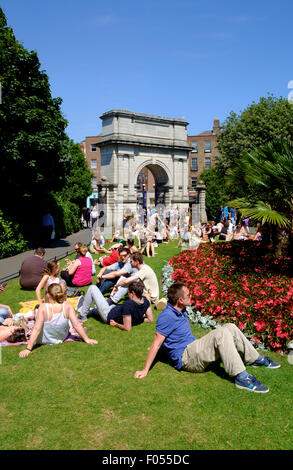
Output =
[
  {"x1": 200, "y1": 168, "x2": 227, "y2": 221},
  {"x1": 0, "y1": 210, "x2": 28, "y2": 259},
  {"x1": 216, "y1": 94, "x2": 293, "y2": 200},
  {"x1": 0, "y1": 8, "x2": 70, "y2": 242},
  {"x1": 62, "y1": 140, "x2": 93, "y2": 210},
  {"x1": 226, "y1": 141, "x2": 293, "y2": 258},
  {"x1": 49, "y1": 140, "x2": 93, "y2": 238},
  {"x1": 0, "y1": 8, "x2": 93, "y2": 250}
]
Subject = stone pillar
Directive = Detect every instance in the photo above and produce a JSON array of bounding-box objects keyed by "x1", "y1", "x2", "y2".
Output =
[
  {"x1": 182, "y1": 158, "x2": 189, "y2": 199},
  {"x1": 128, "y1": 154, "x2": 135, "y2": 198},
  {"x1": 196, "y1": 180, "x2": 207, "y2": 223}
]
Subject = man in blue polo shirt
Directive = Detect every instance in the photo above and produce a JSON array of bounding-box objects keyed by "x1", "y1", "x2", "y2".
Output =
[{"x1": 134, "y1": 282, "x2": 280, "y2": 393}]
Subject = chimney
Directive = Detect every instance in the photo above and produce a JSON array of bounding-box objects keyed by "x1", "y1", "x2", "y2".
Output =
[{"x1": 213, "y1": 117, "x2": 220, "y2": 134}]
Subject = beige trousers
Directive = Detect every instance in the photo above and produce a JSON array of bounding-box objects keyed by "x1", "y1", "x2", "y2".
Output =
[{"x1": 181, "y1": 323, "x2": 259, "y2": 377}]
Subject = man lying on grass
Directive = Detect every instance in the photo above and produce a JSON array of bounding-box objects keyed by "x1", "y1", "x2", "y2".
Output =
[
  {"x1": 76, "y1": 281, "x2": 153, "y2": 331},
  {"x1": 134, "y1": 282, "x2": 280, "y2": 393}
]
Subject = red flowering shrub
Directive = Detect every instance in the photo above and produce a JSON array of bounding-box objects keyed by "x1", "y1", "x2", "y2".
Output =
[{"x1": 170, "y1": 241, "x2": 293, "y2": 352}]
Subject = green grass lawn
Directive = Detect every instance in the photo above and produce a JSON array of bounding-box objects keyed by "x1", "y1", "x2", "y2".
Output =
[{"x1": 0, "y1": 240, "x2": 292, "y2": 450}]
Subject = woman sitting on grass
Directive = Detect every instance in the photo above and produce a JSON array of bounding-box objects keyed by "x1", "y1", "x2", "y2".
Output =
[
  {"x1": 35, "y1": 260, "x2": 66, "y2": 306},
  {"x1": 61, "y1": 245, "x2": 92, "y2": 287},
  {"x1": 19, "y1": 283, "x2": 97, "y2": 357}
]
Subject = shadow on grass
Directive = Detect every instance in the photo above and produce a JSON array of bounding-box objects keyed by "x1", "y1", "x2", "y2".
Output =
[{"x1": 150, "y1": 351, "x2": 233, "y2": 384}]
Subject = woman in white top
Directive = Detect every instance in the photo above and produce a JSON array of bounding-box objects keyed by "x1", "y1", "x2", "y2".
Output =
[
  {"x1": 19, "y1": 283, "x2": 97, "y2": 357},
  {"x1": 35, "y1": 260, "x2": 66, "y2": 306},
  {"x1": 90, "y1": 231, "x2": 106, "y2": 254},
  {"x1": 233, "y1": 224, "x2": 248, "y2": 240}
]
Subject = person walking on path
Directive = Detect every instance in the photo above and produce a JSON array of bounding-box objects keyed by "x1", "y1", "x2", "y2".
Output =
[{"x1": 134, "y1": 282, "x2": 280, "y2": 393}]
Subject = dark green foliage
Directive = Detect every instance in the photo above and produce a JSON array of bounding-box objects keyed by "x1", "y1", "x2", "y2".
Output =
[
  {"x1": 0, "y1": 210, "x2": 28, "y2": 258},
  {"x1": 200, "y1": 168, "x2": 227, "y2": 221},
  {"x1": 51, "y1": 193, "x2": 82, "y2": 239},
  {"x1": 217, "y1": 94, "x2": 293, "y2": 185},
  {"x1": 61, "y1": 141, "x2": 93, "y2": 210},
  {"x1": 0, "y1": 8, "x2": 92, "y2": 253}
]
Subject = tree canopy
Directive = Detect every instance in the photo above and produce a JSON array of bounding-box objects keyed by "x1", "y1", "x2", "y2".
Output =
[
  {"x1": 0, "y1": 8, "x2": 92, "y2": 249},
  {"x1": 216, "y1": 94, "x2": 293, "y2": 178}
]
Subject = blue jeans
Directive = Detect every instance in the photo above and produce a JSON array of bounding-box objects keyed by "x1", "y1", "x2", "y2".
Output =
[
  {"x1": 0, "y1": 307, "x2": 10, "y2": 324},
  {"x1": 97, "y1": 270, "x2": 119, "y2": 294},
  {"x1": 80, "y1": 285, "x2": 115, "y2": 322}
]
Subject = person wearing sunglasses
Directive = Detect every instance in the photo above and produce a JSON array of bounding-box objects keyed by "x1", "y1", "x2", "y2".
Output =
[{"x1": 95, "y1": 247, "x2": 137, "y2": 298}]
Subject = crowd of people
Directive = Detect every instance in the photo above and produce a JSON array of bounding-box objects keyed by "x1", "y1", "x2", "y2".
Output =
[{"x1": 0, "y1": 204, "x2": 279, "y2": 394}]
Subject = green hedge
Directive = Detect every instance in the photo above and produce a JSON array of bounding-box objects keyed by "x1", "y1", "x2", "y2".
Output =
[
  {"x1": 51, "y1": 193, "x2": 82, "y2": 239},
  {"x1": 0, "y1": 210, "x2": 28, "y2": 259}
]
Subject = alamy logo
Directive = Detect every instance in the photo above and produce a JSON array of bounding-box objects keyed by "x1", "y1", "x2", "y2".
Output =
[{"x1": 288, "y1": 80, "x2": 293, "y2": 104}]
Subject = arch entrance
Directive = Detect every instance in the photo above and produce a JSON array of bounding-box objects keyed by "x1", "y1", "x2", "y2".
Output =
[
  {"x1": 97, "y1": 109, "x2": 206, "y2": 229},
  {"x1": 136, "y1": 164, "x2": 169, "y2": 211}
]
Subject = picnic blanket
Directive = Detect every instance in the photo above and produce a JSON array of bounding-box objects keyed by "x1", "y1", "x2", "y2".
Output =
[
  {"x1": 0, "y1": 297, "x2": 86, "y2": 347},
  {"x1": 18, "y1": 296, "x2": 80, "y2": 313}
]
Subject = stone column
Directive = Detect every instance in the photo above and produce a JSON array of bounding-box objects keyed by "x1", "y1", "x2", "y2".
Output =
[
  {"x1": 196, "y1": 180, "x2": 207, "y2": 223},
  {"x1": 128, "y1": 154, "x2": 135, "y2": 198},
  {"x1": 182, "y1": 157, "x2": 189, "y2": 199}
]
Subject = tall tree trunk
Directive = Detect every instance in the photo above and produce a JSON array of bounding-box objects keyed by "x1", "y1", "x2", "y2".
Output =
[
  {"x1": 261, "y1": 222, "x2": 271, "y2": 248},
  {"x1": 288, "y1": 221, "x2": 293, "y2": 269},
  {"x1": 271, "y1": 225, "x2": 283, "y2": 257}
]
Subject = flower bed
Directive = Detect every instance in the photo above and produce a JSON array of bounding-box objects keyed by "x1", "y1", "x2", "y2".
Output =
[{"x1": 169, "y1": 241, "x2": 293, "y2": 352}]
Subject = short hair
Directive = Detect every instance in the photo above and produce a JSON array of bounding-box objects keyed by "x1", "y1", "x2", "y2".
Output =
[
  {"x1": 167, "y1": 282, "x2": 189, "y2": 306},
  {"x1": 127, "y1": 239, "x2": 134, "y2": 246},
  {"x1": 47, "y1": 283, "x2": 66, "y2": 304},
  {"x1": 128, "y1": 280, "x2": 144, "y2": 299},
  {"x1": 118, "y1": 246, "x2": 130, "y2": 255},
  {"x1": 130, "y1": 252, "x2": 143, "y2": 264},
  {"x1": 35, "y1": 247, "x2": 46, "y2": 256}
]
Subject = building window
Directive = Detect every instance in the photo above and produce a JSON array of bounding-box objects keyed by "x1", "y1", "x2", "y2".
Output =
[
  {"x1": 91, "y1": 143, "x2": 97, "y2": 152},
  {"x1": 191, "y1": 158, "x2": 198, "y2": 171},
  {"x1": 205, "y1": 157, "x2": 211, "y2": 169},
  {"x1": 191, "y1": 141, "x2": 198, "y2": 153},
  {"x1": 205, "y1": 140, "x2": 211, "y2": 152},
  {"x1": 191, "y1": 177, "x2": 197, "y2": 189},
  {"x1": 91, "y1": 177, "x2": 97, "y2": 187},
  {"x1": 91, "y1": 159, "x2": 97, "y2": 169}
]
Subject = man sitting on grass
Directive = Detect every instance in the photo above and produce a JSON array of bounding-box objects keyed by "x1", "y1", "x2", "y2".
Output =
[
  {"x1": 76, "y1": 281, "x2": 153, "y2": 331},
  {"x1": 110, "y1": 252, "x2": 167, "y2": 311},
  {"x1": 134, "y1": 282, "x2": 280, "y2": 393}
]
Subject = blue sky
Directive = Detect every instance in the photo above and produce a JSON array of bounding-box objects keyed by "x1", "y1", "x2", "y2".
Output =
[{"x1": 1, "y1": 0, "x2": 292, "y2": 142}]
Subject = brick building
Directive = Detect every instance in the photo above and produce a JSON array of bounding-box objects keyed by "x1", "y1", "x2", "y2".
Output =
[{"x1": 187, "y1": 117, "x2": 220, "y2": 201}]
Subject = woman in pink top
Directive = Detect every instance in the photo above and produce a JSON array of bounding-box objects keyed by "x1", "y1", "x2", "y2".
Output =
[{"x1": 61, "y1": 245, "x2": 92, "y2": 287}]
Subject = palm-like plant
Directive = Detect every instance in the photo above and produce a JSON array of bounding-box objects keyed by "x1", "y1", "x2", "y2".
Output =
[{"x1": 225, "y1": 141, "x2": 293, "y2": 257}]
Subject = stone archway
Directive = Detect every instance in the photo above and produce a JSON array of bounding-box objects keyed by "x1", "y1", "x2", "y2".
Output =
[{"x1": 97, "y1": 109, "x2": 194, "y2": 229}]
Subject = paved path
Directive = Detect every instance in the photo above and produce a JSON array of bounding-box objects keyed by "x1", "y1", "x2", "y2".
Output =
[{"x1": 0, "y1": 228, "x2": 93, "y2": 282}]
